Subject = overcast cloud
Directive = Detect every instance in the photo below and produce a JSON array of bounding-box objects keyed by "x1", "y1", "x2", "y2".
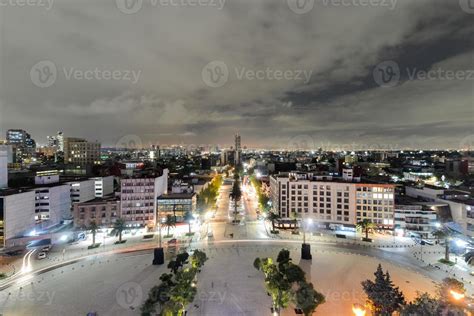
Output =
[{"x1": 0, "y1": 0, "x2": 472, "y2": 149}]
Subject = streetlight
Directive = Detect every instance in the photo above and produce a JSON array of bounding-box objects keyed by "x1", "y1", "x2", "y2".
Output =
[
  {"x1": 152, "y1": 208, "x2": 164, "y2": 265},
  {"x1": 450, "y1": 289, "x2": 465, "y2": 301},
  {"x1": 352, "y1": 304, "x2": 366, "y2": 316},
  {"x1": 303, "y1": 218, "x2": 313, "y2": 244}
]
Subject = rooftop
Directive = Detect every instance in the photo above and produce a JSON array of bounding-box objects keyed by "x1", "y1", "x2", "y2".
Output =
[{"x1": 157, "y1": 192, "x2": 195, "y2": 199}]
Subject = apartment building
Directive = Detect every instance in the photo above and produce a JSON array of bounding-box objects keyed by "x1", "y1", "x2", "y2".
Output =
[
  {"x1": 406, "y1": 186, "x2": 474, "y2": 238},
  {"x1": 394, "y1": 202, "x2": 437, "y2": 239},
  {"x1": 63, "y1": 137, "x2": 101, "y2": 166},
  {"x1": 0, "y1": 189, "x2": 36, "y2": 248},
  {"x1": 73, "y1": 196, "x2": 120, "y2": 228},
  {"x1": 120, "y1": 169, "x2": 168, "y2": 227},
  {"x1": 93, "y1": 176, "x2": 114, "y2": 197},
  {"x1": 270, "y1": 172, "x2": 395, "y2": 228},
  {"x1": 67, "y1": 179, "x2": 96, "y2": 204},
  {"x1": 34, "y1": 183, "x2": 71, "y2": 224}
]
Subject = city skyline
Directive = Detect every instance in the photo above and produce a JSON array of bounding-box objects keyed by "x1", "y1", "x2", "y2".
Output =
[{"x1": 1, "y1": 0, "x2": 472, "y2": 148}]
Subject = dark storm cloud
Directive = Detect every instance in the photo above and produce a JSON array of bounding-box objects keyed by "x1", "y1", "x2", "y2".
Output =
[{"x1": 0, "y1": 0, "x2": 472, "y2": 149}]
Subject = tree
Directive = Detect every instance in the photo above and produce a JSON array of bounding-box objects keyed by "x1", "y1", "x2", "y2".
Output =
[
  {"x1": 401, "y1": 292, "x2": 440, "y2": 316},
  {"x1": 433, "y1": 230, "x2": 452, "y2": 261},
  {"x1": 111, "y1": 218, "x2": 126, "y2": 243},
  {"x1": 163, "y1": 214, "x2": 176, "y2": 236},
  {"x1": 361, "y1": 264, "x2": 406, "y2": 316},
  {"x1": 436, "y1": 277, "x2": 466, "y2": 312},
  {"x1": 357, "y1": 219, "x2": 376, "y2": 240},
  {"x1": 89, "y1": 220, "x2": 98, "y2": 246},
  {"x1": 230, "y1": 178, "x2": 242, "y2": 222},
  {"x1": 254, "y1": 249, "x2": 325, "y2": 315},
  {"x1": 295, "y1": 281, "x2": 325, "y2": 316},
  {"x1": 184, "y1": 211, "x2": 194, "y2": 234},
  {"x1": 165, "y1": 268, "x2": 198, "y2": 315},
  {"x1": 168, "y1": 252, "x2": 190, "y2": 274},
  {"x1": 268, "y1": 212, "x2": 280, "y2": 231},
  {"x1": 190, "y1": 249, "x2": 208, "y2": 269}
]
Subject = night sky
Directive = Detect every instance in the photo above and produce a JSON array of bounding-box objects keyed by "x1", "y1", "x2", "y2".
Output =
[{"x1": 0, "y1": 0, "x2": 472, "y2": 149}]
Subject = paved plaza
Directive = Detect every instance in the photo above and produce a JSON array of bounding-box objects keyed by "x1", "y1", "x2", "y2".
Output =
[{"x1": 0, "y1": 242, "x2": 438, "y2": 316}]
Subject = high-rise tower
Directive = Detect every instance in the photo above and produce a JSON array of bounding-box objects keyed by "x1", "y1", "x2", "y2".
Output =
[{"x1": 234, "y1": 134, "x2": 241, "y2": 166}]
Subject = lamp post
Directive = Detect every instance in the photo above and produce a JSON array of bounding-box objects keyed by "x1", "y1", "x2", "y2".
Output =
[
  {"x1": 301, "y1": 217, "x2": 313, "y2": 260},
  {"x1": 153, "y1": 208, "x2": 164, "y2": 265},
  {"x1": 450, "y1": 289, "x2": 465, "y2": 301}
]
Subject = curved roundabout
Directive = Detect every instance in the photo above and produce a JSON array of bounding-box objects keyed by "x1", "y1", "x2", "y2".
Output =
[{"x1": 0, "y1": 239, "x2": 439, "y2": 316}]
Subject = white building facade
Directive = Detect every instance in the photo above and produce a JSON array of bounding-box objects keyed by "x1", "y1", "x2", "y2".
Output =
[
  {"x1": 93, "y1": 176, "x2": 114, "y2": 197},
  {"x1": 406, "y1": 186, "x2": 474, "y2": 238},
  {"x1": 270, "y1": 172, "x2": 395, "y2": 228},
  {"x1": 120, "y1": 169, "x2": 168, "y2": 227},
  {"x1": 34, "y1": 184, "x2": 71, "y2": 224},
  {"x1": 394, "y1": 205, "x2": 437, "y2": 239},
  {"x1": 0, "y1": 190, "x2": 36, "y2": 248},
  {"x1": 0, "y1": 147, "x2": 8, "y2": 188}
]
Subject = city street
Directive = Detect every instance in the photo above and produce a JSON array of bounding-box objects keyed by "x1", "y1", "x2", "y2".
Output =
[
  {"x1": 0, "y1": 240, "x2": 441, "y2": 316},
  {"x1": 0, "y1": 179, "x2": 473, "y2": 315}
]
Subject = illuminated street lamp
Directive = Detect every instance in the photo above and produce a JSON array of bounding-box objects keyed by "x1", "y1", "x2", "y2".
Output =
[
  {"x1": 450, "y1": 289, "x2": 465, "y2": 301},
  {"x1": 303, "y1": 218, "x2": 313, "y2": 244},
  {"x1": 352, "y1": 304, "x2": 366, "y2": 316}
]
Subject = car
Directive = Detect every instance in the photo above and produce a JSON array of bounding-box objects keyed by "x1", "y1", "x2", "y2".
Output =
[
  {"x1": 421, "y1": 239, "x2": 434, "y2": 246},
  {"x1": 41, "y1": 245, "x2": 52, "y2": 252},
  {"x1": 37, "y1": 252, "x2": 47, "y2": 260},
  {"x1": 207, "y1": 231, "x2": 214, "y2": 238}
]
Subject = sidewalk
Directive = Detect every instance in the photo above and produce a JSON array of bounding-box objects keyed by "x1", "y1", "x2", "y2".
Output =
[
  {"x1": 412, "y1": 246, "x2": 474, "y2": 295},
  {"x1": 275, "y1": 228, "x2": 418, "y2": 249}
]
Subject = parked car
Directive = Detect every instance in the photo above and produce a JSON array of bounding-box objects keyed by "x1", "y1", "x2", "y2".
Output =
[
  {"x1": 207, "y1": 231, "x2": 214, "y2": 238},
  {"x1": 37, "y1": 252, "x2": 47, "y2": 260}
]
